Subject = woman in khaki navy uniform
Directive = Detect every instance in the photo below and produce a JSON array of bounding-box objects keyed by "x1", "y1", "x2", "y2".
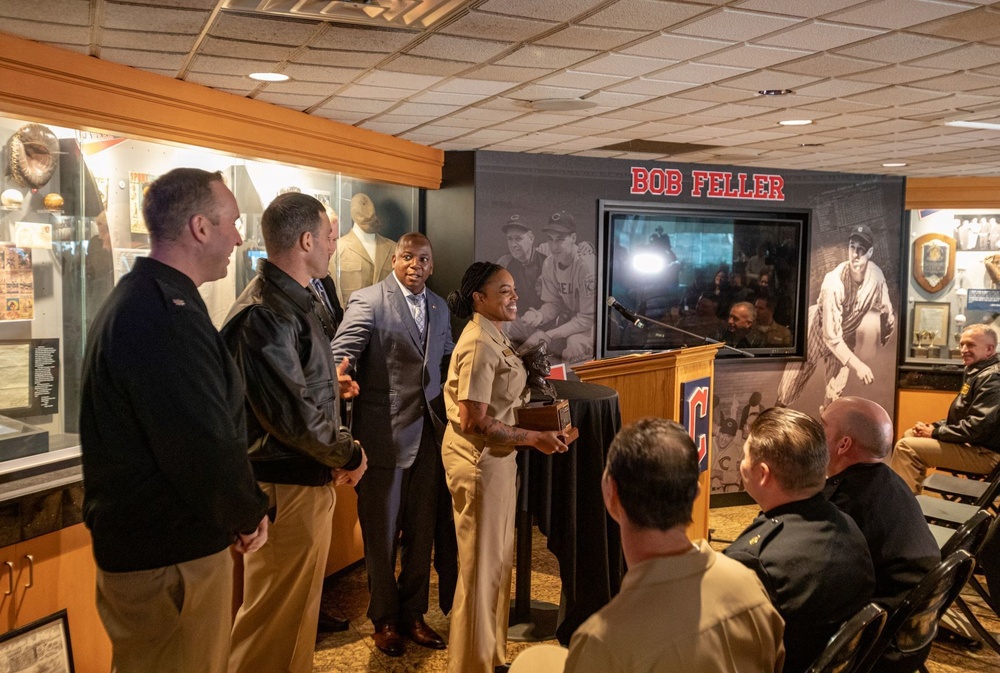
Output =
[{"x1": 443, "y1": 262, "x2": 568, "y2": 673}]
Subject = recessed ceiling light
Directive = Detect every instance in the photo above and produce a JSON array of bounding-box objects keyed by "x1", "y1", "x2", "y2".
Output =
[
  {"x1": 249, "y1": 72, "x2": 290, "y2": 82},
  {"x1": 778, "y1": 119, "x2": 812, "y2": 126},
  {"x1": 946, "y1": 120, "x2": 1000, "y2": 131},
  {"x1": 882, "y1": 162, "x2": 907, "y2": 167},
  {"x1": 757, "y1": 89, "x2": 793, "y2": 96},
  {"x1": 527, "y1": 98, "x2": 598, "y2": 112}
]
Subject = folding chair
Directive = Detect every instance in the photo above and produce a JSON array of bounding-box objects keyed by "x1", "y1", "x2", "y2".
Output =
[
  {"x1": 804, "y1": 603, "x2": 886, "y2": 673},
  {"x1": 923, "y1": 461, "x2": 1000, "y2": 508},
  {"x1": 854, "y1": 550, "x2": 975, "y2": 673},
  {"x1": 918, "y1": 468, "x2": 1000, "y2": 527}
]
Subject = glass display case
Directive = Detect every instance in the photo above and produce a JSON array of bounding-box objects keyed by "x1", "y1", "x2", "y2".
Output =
[
  {"x1": 904, "y1": 208, "x2": 1000, "y2": 365},
  {"x1": 0, "y1": 113, "x2": 419, "y2": 461}
]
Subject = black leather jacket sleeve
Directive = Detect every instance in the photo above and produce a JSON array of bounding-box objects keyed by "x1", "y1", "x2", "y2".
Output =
[{"x1": 235, "y1": 304, "x2": 357, "y2": 470}]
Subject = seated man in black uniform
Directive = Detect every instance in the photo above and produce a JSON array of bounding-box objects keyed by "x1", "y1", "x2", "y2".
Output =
[
  {"x1": 726, "y1": 407, "x2": 875, "y2": 673},
  {"x1": 821, "y1": 396, "x2": 940, "y2": 671}
]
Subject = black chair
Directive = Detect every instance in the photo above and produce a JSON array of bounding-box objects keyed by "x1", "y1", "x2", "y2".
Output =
[
  {"x1": 918, "y1": 468, "x2": 1000, "y2": 527},
  {"x1": 937, "y1": 509, "x2": 994, "y2": 557},
  {"x1": 943, "y1": 512, "x2": 1000, "y2": 656},
  {"x1": 854, "y1": 550, "x2": 975, "y2": 673},
  {"x1": 923, "y1": 462, "x2": 1000, "y2": 509},
  {"x1": 804, "y1": 603, "x2": 886, "y2": 673}
]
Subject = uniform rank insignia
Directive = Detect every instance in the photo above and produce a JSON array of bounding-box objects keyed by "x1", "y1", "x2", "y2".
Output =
[
  {"x1": 749, "y1": 535, "x2": 760, "y2": 545},
  {"x1": 173, "y1": 299, "x2": 186, "y2": 306},
  {"x1": 961, "y1": 383, "x2": 970, "y2": 396},
  {"x1": 503, "y1": 348, "x2": 514, "y2": 356}
]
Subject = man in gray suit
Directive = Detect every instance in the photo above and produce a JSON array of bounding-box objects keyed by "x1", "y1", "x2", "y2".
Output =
[{"x1": 331, "y1": 232, "x2": 454, "y2": 657}]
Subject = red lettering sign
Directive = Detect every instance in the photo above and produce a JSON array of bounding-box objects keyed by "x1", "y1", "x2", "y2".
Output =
[{"x1": 635, "y1": 167, "x2": 785, "y2": 201}]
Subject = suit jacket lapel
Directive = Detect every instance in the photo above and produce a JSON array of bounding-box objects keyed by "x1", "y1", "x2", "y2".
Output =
[{"x1": 388, "y1": 277, "x2": 424, "y2": 349}]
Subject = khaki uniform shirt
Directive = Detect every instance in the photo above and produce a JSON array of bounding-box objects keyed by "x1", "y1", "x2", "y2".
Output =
[
  {"x1": 445, "y1": 313, "x2": 529, "y2": 448},
  {"x1": 565, "y1": 541, "x2": 785, "y2": 673}
]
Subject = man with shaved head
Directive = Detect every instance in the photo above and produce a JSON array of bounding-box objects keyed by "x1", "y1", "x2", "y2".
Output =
[
  {"x1": 821, "y1": 397, "x2": 940, "y2": 671},
  {"x1": 822, "y1": 397, "x2": 939, "y2": 610}
]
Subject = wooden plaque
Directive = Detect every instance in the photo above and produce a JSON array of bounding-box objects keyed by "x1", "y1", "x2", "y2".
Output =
[{"x1": 913, "y1": 233, "x2": 956, "y2": 294}]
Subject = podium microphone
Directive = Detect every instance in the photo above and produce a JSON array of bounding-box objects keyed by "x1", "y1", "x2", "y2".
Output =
[{"x1": 606, "y1": 297, "x2": 645, "y2": 329}]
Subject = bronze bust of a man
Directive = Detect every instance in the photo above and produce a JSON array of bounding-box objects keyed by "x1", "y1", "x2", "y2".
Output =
[{"x1": 519, "y1": 341, "x2": 557, "y2": 402}]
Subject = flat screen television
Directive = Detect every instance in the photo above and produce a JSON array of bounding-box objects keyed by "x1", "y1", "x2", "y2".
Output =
[{"x1": 597, "y1": 200, "x2": 809, "y2": 359}]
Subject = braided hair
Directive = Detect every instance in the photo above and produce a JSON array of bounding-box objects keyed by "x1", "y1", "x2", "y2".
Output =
[{"x1": 447, "y1": 261, "x2": 505, "y2": 319}]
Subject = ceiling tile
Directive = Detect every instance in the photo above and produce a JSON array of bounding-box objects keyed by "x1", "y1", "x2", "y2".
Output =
[
  {"x1": 408, "y1": 90, "x2": 486, "y2": 106},
  {"x1": 310, "y1": 25, "x2": 416, "y2": 52},
  {"x1": 583, "y1": 90, "x2": 658, "y2": 107},
  {"x1": 477, "y1": 0, "x2": 601, "y2": 22},
  {"x1": 845, "y1": 64, "x2": 950, "y2": 84},
  {"x1": 581, "y1": 0, "x2": 712, "y2": 31},
  {"x1": 575, "y1": 54, "x2": 679, "y2": 77},
  {"x1": 828, "y1": 0, "x2": 977, "y2": 30},
  {"x1": 382, "y1": 55, "x2": 469, "y2": 77},
  {"x1": 845, "y1": 85, "x2": 952, "y2": 106},
  {"x1": 621, "y1": 34, "x2": 734, "y2": 60},
  {"x1": 441, "y1": 10, "x2": 555, "y2": 42},
  {"x1": 911, "y1": 44, "x2": 1000, "y2": 70},
  {"x1": 733, "y1": 0, "x2": 868, "y2": 18},
  {"x1": 506, "y1": 84, "x2": 589, "y2": 101},
  {"x1": 673, "y1": 8, "x2": 801, "y2": 41},
  {"x1": 912, "y1": 71, "x2": 1000, "y2": 92},
  {"x1": 563, "y1": 117, "x2": 642, "y2": 131},
  {"x1": 254, "y1": 91, "x2": 327, "y2": 108},
  {"x1": 320, "y1": 97, "x2": 398, "y2": 114},
  {"x1": 102, "y1": 29, "x2": 198, "y2": 51},
  {"x1": 338, "y1": 83, "x2": 419, "y2": 101},
  {"x1": 104, "y1": 4, "x2": 208, "y2": 33},
  {"x1": 188, "y1": 55, "x2": 279, "y2": 77},
  {"x1": 739, "y1": 91, "x2": 829, "y2": 107},
  {"x1": 360, "y1": 121, "x2": 421, "y2": 135},
  {"x1": 452, "y1": 107, "x2": 525, "y2": 122},
  {"x1": 408, "y1": 35, "x2": 514, "y2": 63},
  {"x1": 792, "y1": 78, "x2": 886, "y2": 97},
  {"x1": 774, "y1": 54, "x2": 883, "y2": 78},
  {"x1": 101, "y1": 48, "x2": 186, "y2": 72},
  {"x1": 211, "y1": 13, "x2": 317, "y2": 45},
  {"x1": 495, "y1": 45, "x2": 597, "y2": 69},
  {"x1": 260, "y1": 80, "x2": 339, "y2": 96},
  {"x1": 646, "y1": 62, "x2": 752, "y2": 85},
  {"x1": 694, "y1": 103, "x2": 776, "y2": 119},
  {"x1": 186, "y1": 72, "x2": 257, "y2": 92},
  {"x1": 434, "y1": 78, "x2": 519, "y2": 96},
  {"x1": 672, "y1": 85, "x2": 760, "y2": 103},
  {"x1": 854, "y1": 118, "x2": 936, "y2": 134},
  {"x1": 200, "y1": 36, "x2": 296, "y2": 61},
  {"x1": 281, "y1": 63, "x2": 362, "y2": 83},
  {"x1": 699, "y1": 44, "x2": 810, "y2": 68},
  {"x1": 909, "y1": 6, "x2": 1000, "y2": 41},
  {"x1": 5, "y1": 0, "x2": 89, "y2": 24},
  {"x1": 3, "y1": 17, "x2": 89, "y2": 44},
  {"x1": 535, "y1": 25, "x2": 647, "y2": 50},
  {"x1": 757, "y1": 21, "x2": 884, "y2": 50},
  {"x1": 357, "y1": 70, "x2": 443, "y2": 90},
  {"x1": 717, "y1": 69, "x2": 821, "y2": 91},
  {"x1": 538, "y1": 71, "x2": 629, "y2": 90},
  {"x1": 604, "y1": 78, "x2": 696, "y2": 96},
  {"x1": 834, "y1": 32, "x2": 963, "y2": 61},
  {"x1": 389, "y1": 102, "x2": 464, "y2": 117},
  {"x1": 467, "y1": 64, "x2": 554, "y2": 81},
  {"x1": 294, "y1": 48, "x2": 384, "y2": 68}
]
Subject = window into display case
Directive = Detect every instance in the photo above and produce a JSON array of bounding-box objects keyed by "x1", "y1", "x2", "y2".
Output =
[
  {"x1": 0, "y1": 114, "x2": 418, "y2": 460},
  {"x1": 904, "y1": 209, "x2": 1000, "y2": 364}
]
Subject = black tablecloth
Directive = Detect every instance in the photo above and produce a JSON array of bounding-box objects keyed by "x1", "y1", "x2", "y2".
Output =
[{"x1": 517, "y1": 379, "x2": 624, "y2": 644}]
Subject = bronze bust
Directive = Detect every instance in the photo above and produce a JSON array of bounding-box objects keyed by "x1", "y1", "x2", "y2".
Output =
[{"x1": 518, "y1": 341, "x2": 557, "y2": 402}]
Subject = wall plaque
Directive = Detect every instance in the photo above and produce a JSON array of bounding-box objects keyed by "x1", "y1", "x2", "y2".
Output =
[{"x1": 913, "y1": 233, "x2": 955, "y2": 294}]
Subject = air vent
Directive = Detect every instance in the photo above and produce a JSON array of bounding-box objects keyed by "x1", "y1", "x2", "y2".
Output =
[
  {"x1": 222, "y1": 0, "x2": 474, "y2": 31},
  {"x1": 597, "y1": 140, "x2": 721, "y2": 156}
]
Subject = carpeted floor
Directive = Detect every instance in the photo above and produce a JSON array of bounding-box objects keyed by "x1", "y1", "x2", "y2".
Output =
[{"x1": 312, "y1": 504, "x2": 1000, "y2": 672}]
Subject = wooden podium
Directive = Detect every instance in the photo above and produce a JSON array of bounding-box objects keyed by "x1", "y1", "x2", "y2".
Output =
[{"x1": 573, "y1": 344, "x2": 723, "y2": 540}]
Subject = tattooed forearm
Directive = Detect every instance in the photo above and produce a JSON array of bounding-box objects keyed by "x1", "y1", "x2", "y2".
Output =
[{"x1": 471, "y1": 417, "x2": 531, "y2": 445}]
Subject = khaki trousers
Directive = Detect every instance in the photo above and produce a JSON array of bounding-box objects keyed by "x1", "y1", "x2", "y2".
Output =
[
  {"x1": 96, "y1": 548, "x2": 233, "y2": 673},
  {"x1": 443, "y1": 434, "x2": 517, "y2": 673},
  {"x1": 890, "y1": 429, "x2": 1000, "y2": 493},
  {"x1": 229, "y1": 482, "x2": 335, "y2": 673}
]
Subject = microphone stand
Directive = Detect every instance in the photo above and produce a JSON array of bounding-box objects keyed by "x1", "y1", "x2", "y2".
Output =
[{"x1": 611, "y1": 303, "x2": 755, "y2": 358}]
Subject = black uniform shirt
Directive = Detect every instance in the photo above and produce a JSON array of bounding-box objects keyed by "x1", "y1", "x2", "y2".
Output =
[{"x1": 81, "y1": 257, "x2": 268, "y2": 572}]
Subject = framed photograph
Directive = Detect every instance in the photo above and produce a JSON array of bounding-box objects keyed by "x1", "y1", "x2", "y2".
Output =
[
  {"x1": 913, "y1": 302, "x2": 951, "y2": 347},
  {"x1": 0, "y1": 609, "x2": 74, "y2": 672}
]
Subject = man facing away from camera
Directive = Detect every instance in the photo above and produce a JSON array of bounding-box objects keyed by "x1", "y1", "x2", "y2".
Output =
[{"x1": 564, "y1": 418, "x2": 785, "y2": 673}]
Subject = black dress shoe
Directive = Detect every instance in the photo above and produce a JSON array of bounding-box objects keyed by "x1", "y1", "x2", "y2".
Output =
[
  {"x1": 317, "y1": 613, "x2": 350, "y2": 633},
  {"x1": 373, "y1": 622, "x2": 405, "y2": 657},
  {"x1": 406, "y1": 617, "x2": 447, "y2": 650}
]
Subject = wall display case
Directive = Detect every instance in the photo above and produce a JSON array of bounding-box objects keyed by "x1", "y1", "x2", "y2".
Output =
[
  {"x1": 0, "y1": 112, "x2": 419, "y2": 462},
  {"x1": 904, "y1": 209, "x2": 1000, "y2": 364}
]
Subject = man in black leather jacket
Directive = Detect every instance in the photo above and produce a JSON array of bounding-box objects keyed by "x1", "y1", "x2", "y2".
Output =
[
  {"x1": 222, "y1": 192, "x2": 367, "y2": 673},
  {"x1": 891, "y1": 323, "x2": 1000, "y2": 493}
]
